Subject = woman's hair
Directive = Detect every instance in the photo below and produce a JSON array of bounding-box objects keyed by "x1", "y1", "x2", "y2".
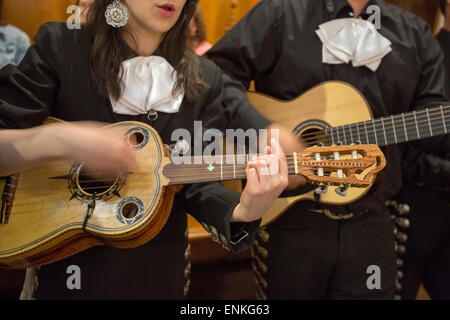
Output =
[
  {"x1": 87, "y1": 0, "x2": 207, "y2": 103},
  {"x1": 187, "y1": 6, "x2": 207, "y2": 50},
  {"x1": 440, "y1": 0, "x2": 447, "y2": 16}
]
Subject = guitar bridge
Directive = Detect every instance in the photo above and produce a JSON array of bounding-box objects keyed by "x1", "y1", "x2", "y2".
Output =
[{"x1": 0, "y1": 174, "x2": 19, "y2": 224}]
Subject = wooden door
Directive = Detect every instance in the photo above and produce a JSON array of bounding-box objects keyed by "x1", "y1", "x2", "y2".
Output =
[
  {"x1": 3, "y1": 0, "x2": 76, "y2": 41},
  {"x1": 199, "y1": 0, "x2": 260, "y2": 44}
]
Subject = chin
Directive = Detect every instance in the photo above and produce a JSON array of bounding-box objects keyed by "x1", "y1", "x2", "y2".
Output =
[{"x1": 143, "y1": 18, "x2": 177, "y2": 34}]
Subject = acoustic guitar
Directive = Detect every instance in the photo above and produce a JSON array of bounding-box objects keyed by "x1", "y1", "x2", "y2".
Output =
[
  {"x1": 247, "y1": 81, "x2": 449, "y2": 226},
  {"x1": 0, "y1": 118, "x2": 384, "y2": 269}
]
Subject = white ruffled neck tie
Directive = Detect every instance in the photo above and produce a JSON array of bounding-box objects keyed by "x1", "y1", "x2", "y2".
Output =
[
  {"x1": 110, "y1": 56, "x2": 184, "y2": 116},
  {"x1": 315, "y1": 18, "x2": 392, "y2": 72}
]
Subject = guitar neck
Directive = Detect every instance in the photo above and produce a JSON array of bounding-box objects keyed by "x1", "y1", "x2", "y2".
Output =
[
  {"x1": 326, "y1": 105, "x2": 449, "y2": 146},
  {"x1": 162, "y1": 145, "x2": 385, "y2": 188},
  {"x1": 163, "y1": 154, "x2": 300, "y2": 185}
]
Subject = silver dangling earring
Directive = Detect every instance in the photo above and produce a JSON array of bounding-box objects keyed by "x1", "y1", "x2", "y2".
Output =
[{"x1": 105, "y1": 0, "x2": 129, "y2": 28}]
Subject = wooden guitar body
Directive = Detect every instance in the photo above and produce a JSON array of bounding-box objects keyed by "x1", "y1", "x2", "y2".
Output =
[
  {"x1": 248, "y1": 81, "x2": 375, "y2": 226},
  {"x1": 0, "y1": 115, "x2": 387, "y2": 269},
  {"x1": 0, "y1": 120, "x2": 174, "y2": 269}
]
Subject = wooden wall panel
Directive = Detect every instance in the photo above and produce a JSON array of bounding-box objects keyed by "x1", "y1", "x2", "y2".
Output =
[
  {"x1": 385, "y1": 0, "x2": 439, "y2": 29},
  {"x1": 2, "y1": 0, "x2": 441, "y2": 45},
  {"x1": 3, "y1": 0, "x2": 76, "y2": 42},
  {"x1": 199, "y1": 0, "x2": 260, "y2": 45},
  {"x1": 2, "y1": 0, "x2": 259, "y2": 45}
]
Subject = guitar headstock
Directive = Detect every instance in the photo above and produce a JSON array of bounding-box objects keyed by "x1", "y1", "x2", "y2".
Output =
[{"x1": 296, "y1": 145, "x2": 386, "y2": 192}]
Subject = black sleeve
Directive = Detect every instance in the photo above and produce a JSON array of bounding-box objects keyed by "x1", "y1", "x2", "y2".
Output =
[
  {"x1": 180, "y1": 59, "x2": 271, "y2": 253},
  {"x1": 0, "y1": 22, "x2": 62, "y2": 129},
  {"x1": 206, "y1": 0, "x2": 282, "y2": 89},
  {"x1": 410, "y1": 22, "x2": 450, "y2": 157},
  {"x1": 400, "y1": 29, "x2": 450, "y2": 188},
  {"x1": 198, "y1": 58, "x2": 271, "y2": 131},
  {"x1": 401, "y1": 144, "x2": 450, "y2": 188},
  {"x1": 436, "y1": 29, "x2": 450, "y2": 97}
]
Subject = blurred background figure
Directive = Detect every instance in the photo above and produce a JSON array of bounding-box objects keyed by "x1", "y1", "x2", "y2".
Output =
[
  {"x1": 187, "y1": 6, "x2": 212, "y2": 56},
  {"x1": 77, "y1": 0, "x2": 94, "y2": 25},
  {"x1": 438, "y1": 0, "x2": 449, "y2": 95},
  {"x1": 440, "y1": 0, "x2": 450, "y2": 30},
  {"x1": 0, "y1": 0, "x2": 30, "y2": 68}
]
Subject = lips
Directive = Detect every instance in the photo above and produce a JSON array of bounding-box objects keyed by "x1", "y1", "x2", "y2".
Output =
[{"x1": 157, "y1": 3, "x2": 176, "y2": 17}]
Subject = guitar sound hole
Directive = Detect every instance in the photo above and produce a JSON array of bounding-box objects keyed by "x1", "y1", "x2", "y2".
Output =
[
  {"x1": 121, "y1": 202, "x2": 139, "y2": 220},
  {"x1": 77, "y1": 169, "x2": 118, "y2": 196},
  {"x1": 128, "y1": 132, "x2": 145, "y2": 147},
  {"x1": 300, "y1": 128, "x2": 325, "y2": 147}
]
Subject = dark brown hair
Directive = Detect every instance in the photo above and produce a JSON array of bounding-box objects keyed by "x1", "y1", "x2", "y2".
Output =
[
  {"x1": 440, "y1": 0, "x2": 447, "y2": 16},
  {"x1": 87, "y1": 0, "x2": 207, "y2": 102},
  {"x1": 187, "y1": 6, "x2": 207, "y2": 50}
]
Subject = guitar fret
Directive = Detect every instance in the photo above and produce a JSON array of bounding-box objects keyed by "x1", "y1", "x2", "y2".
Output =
[
  {"x1": 356, "y1": 122, "x2": 361, "y2": 143},
  {"x1": 364, "y1": 122, "x2": 369, "y2": 144},
  {"x1": 331, "y1": 127, "x2": 335, "y2": 145},
  {"x1": 342, "y1": 125, "x2": 347, "y2": 144},
  {"x1": 426, "y1": 109, "x2": 433, "y2": 136},
  {"x1": 349, "y1": 124, "x2": 353, "y2": 143},
  {"x1": 372, "y1": 119, "x2": 378, "y2": 145},
  {"x1": 402, "y1": 113, "x2": 409, "y2": 142},
  {"x1": 414, "y1": 111, "x2": 420, "y2": 139},
  {"x1": 381, "y1": 118, "x2": 387, "y2": 146},
  {"x1": 441, "y1": 106, "x2": 447, "y2": 134},
  {"x1": 221, "y1": 157, "x2": 223, "y2": 180},
  {"x1": 391, "y1": 115, "x2": 398, "y2": 144},
  {"x1": 233, "y1": 154, "x2": 236, "y2": 179},
  {"x1": 337, "y1": 126, "x2": 341, "y2": 143}
]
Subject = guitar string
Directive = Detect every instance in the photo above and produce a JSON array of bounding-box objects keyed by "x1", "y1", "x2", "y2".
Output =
[
  {"x1": 76, "y1": 168, "x2": 352, "y2": 190},
  {"x1": 299, "y1": 115, "x2": 450, "y2": 143},
  {"x1": 299, "y1": 108, "x2": 449, "y2": 140},
  {"x1": 298, "y1": 107, "x2": 449, "y2": 138},
  {"x1": 301, "y1": 124, "x2": 447, "y2": 146},
  {"x1": 75, "y1": 159, "x2": 365, "y2": 187},
  {"x1": 76, "y1": 153, "x2": 371, "y2": 175},
  {"x1": 300, "y1": 118, "x2": 449, "y2": 141},
  {"x1": 301, "y1": 122, "x2": 448, "y2": 144},
  {"x1": 71, "y1": 107, "x2": 450, "y2": 184}
]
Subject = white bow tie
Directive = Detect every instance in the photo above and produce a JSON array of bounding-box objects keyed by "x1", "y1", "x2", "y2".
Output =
[
  {"x1": 110, "y1": 56, "x2": 184, "y2": 116},
  {"x1": 315, "y1": 18, "x2": 392, "y2": 72}
]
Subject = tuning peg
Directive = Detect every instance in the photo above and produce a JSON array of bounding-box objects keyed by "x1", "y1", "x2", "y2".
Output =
[
  {"x1": 395, "y1": 218, "x2": 410, "y2": 229},
  {"x1": 315, "y1": 184, "x2": 328, "y2": 195},
  {"x1": 335, "y1": 184, "x2": 348, "y2": 197}
]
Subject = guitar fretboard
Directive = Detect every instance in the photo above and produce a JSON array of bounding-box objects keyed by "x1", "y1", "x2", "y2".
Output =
[
  {"x1": 324, "y1": 106, "x2": 449, "y2": 146},
  {"x1": 163, "y1": 154, "x2": 299, "y2": 185}
]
